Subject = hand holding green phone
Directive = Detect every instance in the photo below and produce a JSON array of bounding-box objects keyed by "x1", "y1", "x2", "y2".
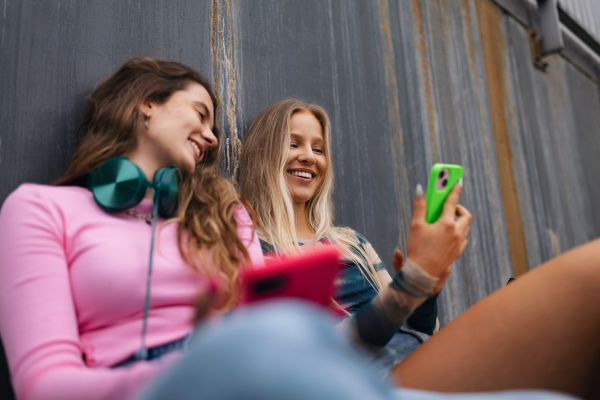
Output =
[{"x1": 405, "y1": 163, "x2": 470, "y2": 285}]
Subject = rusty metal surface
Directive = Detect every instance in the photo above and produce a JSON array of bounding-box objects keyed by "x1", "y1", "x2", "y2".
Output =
[{"x1": 1, "y1": 0, "x2": 600, "y2": 359}]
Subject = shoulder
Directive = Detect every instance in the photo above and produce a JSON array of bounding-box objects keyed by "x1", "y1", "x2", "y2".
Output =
[
  {"x1": 331, "y1": 227, "x2": 367, "y2": 247},
  {"x1": 233, "y1": 202, "x2": 253, "y2": 227},
  {"x1": 259, "y1": 239, "x2": 276, "y2": 254},
  {"x1": 0, "y1": 184, "x2": 96, "y2": 243},
  {"x1": 1, "y1": 183, "x2": 92, "y2": 214},
  {"x1": 332, "y1": 227, "x2": 385, "y2": 270}
]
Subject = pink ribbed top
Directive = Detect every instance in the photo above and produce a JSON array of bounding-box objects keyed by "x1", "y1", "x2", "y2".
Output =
[{"x1": 0, "y1": 184, "x2": 264, "y2": 400}]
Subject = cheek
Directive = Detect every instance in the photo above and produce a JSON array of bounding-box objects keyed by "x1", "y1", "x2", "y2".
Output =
[
  {"x1": 285, "y1": 151, "x2": 295, "y2": 167},
  {"x1": 318, "y1": 158, "x2": 328, "y2": 175},
  {"x1": 283, "y1": 171, "x2": 293, "y2": 186}
]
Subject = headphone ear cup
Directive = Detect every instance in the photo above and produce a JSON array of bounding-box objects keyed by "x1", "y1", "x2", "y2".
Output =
[
  {"x1": 153, "y1": 166, "x2": 182, "y2": 218},
  {"x1": 91, "y1": 157, "x2": 149, "y2": 212}
]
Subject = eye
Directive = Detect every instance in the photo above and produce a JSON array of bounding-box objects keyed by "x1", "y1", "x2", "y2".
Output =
[
  {"x1": 197, "y1": 110, "x2": 205, "y2": 120},
  {"x1": 290, "y1": 143, "x2": 299, "y2": 148},
  {"x1": 313, "y1": 148, "x2": 324, "y2": 154}
]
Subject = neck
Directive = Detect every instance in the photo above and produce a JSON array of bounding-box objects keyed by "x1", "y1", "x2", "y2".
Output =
[
  {"x1": 294, "y1": 201, "x2": 314, "y2": 240},
  {"x1": 125, "y1": 149, "x2": 161, "y2": 199}
]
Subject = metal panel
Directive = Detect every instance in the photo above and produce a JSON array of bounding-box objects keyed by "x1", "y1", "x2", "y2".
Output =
[
  {"x1": 2, "y1": 2, "x2": 600, "y2": 396},
  {"x1": 538, "y1": 0, "x2": 563, "y2": 57},
  {"x1": 1, "y1": 0, "x2": 599, "y2": 323},
  {"x1": 559, "y1": 0, "x2": 600, "y2": 43}
]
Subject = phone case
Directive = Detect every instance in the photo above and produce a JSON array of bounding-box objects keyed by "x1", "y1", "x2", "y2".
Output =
[
  {"x1": 425, "y1": 163, "x2": 464, "y2": 224},
  {"x1": 241, "y1": 246, "x2": 341, "y2": 308}
]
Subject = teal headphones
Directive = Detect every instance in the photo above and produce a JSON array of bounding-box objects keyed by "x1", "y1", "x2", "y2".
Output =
[
  {"x1": 86, "y1": 157, "x2": 182, "y2": 218},
  {"x1": 83, "y1": 156, "x2": 183, "y2": 361}
]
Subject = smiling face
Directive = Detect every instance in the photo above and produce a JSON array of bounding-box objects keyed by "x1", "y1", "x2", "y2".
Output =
[
  {"x1": 285, "y1": 111, "x2": 328, "y2": 206},
  {"x1": 132, "y1": 82, "x2": 217, "y2": 177}
]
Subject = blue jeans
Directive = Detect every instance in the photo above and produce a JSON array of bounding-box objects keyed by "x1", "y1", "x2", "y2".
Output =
[
  {"x1": 372, "y1": 325, "x2": 429, "y2": 375},
  {"x1": 137, "y1": 301, "x2": 577, "y2": 400},
  {"x1": 113, "y1": 334, "x2": 192, "y2": 368}
]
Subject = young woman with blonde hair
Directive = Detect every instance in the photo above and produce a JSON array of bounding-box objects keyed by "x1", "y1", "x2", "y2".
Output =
[
  {"x1": 239, "y1": 98, "x2": 472, "y2": 370},
  {"x1": 238, "y1": 98, "x2": 600, "y2": 398}
]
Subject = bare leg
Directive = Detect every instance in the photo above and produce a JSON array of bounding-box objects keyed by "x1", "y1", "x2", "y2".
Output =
[{"x1": 393, "y1": 238, "x2": 600, "y2": 399}]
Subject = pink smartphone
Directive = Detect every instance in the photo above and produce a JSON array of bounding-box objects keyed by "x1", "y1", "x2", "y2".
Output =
[{"x1": 241, "y1": 246, "x2": 341, "y2": 308}]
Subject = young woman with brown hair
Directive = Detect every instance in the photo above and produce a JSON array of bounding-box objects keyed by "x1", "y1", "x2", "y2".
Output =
[{"x1": 0, "y1": 57, "x2": 264, "y2": 400}]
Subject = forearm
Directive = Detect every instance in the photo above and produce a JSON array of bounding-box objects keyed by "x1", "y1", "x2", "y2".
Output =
[
  {"x1": 20, "y1": 359, "x2": 171, "y2": 400},
  {"x1": 346, "y1": 259, "x2": 438, "y2": 353},
  {"x1": 406, "y1": 292, "x2": 439, "y2": 335}
]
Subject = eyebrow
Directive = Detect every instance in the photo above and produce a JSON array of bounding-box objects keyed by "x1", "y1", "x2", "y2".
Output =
[{"x1": 290, "y1": 132, "x2": 324, "y2": 144}]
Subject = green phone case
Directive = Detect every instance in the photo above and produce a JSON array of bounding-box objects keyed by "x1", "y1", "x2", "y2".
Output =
[{"x1": 425, "y1": 163, "x2": 464, "y2": 224}]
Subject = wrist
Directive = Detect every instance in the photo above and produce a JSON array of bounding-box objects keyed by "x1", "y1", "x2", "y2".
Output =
[
  {"x1": 390, "y1": 258, "x2": 439, "y2": 298},
  {"x1": 406, "y1": 253, "x2": 434, "y2": 276}
]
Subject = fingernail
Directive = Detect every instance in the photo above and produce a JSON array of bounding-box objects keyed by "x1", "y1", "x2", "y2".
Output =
[
  {"x1": 458, "y1": 178, "x2": 463, "y2": 188},
  {"x1": 415, "y1": 184, "x2": 424, "y2": 198}
]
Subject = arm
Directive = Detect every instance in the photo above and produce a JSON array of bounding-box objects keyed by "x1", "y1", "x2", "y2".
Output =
[
  {"x1": 347, "y1": 185, "x2": 471, "y2": 352},
  {"x1": 377, "y1": 269, "x2": 439, "y2": 335},
  {"x1": 406, "y1": 293, "x2": 439, "y2": 335},
  {"x1": 0, "y1": 186, "x2": 167, "y2": 400}
]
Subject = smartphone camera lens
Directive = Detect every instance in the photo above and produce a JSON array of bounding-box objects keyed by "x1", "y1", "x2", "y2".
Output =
[
  {"x1": 252, "y1": 276, "x2": 286, "y2": 294},
  {"x1": 435, "y1": 168, "x2": 451, "y2": 191}
]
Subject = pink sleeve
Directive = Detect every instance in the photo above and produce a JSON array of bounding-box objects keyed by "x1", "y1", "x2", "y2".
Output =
[
  {"x1": 0, "y1": 186, "x2": 166, "y2": 400},
  {"x1": 233, "y1": 204, "x2": 265, "y2": 269}
]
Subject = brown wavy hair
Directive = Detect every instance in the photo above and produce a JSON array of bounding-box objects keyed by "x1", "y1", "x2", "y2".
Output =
[{"x1": 56, "y1": 57, "x2": 251, "y2": 308}]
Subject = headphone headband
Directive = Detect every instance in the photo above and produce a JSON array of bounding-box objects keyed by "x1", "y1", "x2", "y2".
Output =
[{"x1": 88, "y1": 157, "x2": 181, "y2": 218}]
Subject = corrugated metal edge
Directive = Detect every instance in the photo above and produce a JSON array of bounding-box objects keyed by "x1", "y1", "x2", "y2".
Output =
[
  {"x1": 489, "y1": 0, "x2": 539, "y2": 32},
  {"x1": 560, "y1": 25, "x2": 600, "y2": 83},
  {"x1": 489, "y1": 0, "x2": 600, "y2": 83},
  {"x1": 558, "y1": 0, "x2": 600, "y2": 43}
]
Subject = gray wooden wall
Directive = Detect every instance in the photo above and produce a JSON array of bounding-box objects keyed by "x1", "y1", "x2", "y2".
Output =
[{"x1": 1, "y1": 1, "x2": 600, "y2": 396}]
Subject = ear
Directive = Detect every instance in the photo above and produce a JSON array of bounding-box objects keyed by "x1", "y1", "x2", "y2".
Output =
[{"x1": 139, "y1": 102, "x2": 155, "y2": 116}]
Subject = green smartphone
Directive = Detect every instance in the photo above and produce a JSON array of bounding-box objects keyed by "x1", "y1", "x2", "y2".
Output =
[{"x1": 425, "y1": 163, "x2": 464, "y2": 224}]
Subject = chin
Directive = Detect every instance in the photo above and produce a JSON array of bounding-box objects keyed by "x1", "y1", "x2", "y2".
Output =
[
  {"x1": 179, "y1": 158, "x2": 197, "y2": 174},
  {"x1": 291, "y1": 193, "x2": 315, "y2": 204},
  {"x1": 183, "y1": 164, "x2": 196, "y2": 174}
]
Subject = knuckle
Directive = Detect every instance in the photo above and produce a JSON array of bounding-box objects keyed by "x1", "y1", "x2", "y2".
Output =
[{"x1": 442, "y1": 220, "x2": 454, "y2": 232}]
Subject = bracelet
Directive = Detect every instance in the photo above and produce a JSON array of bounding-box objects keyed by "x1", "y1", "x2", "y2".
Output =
[{"x1": 390, "y1": 258, "x2": 438, "y2": 298}]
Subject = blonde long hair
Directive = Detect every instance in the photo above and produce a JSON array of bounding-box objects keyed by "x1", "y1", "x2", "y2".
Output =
[
  {"x1": 239, "y1": 99, "x2": 383, "y2": 293},
  {"x1": 56, "y1": 57, "x2": 250, "y2": 308}
]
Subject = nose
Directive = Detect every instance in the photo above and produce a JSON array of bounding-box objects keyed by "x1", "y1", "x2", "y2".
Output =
[
  {"x1": 297, "y1": 145, "x2": 316, "y2": 164},
  {"x1": 201, "y1": 127, "x2": 218, "y2": 150}
]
